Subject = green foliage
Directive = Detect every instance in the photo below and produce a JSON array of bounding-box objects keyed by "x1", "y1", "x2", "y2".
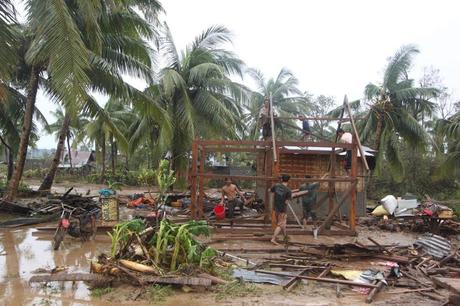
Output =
[
  {"x1": 86, "y1": 171, "x2": 139, "y2": 186},
  {"x1": 107, "y1": 219, "x2": 146, "y2": 258},
  {"x1": 106, "y1": 180, "x2": 123, "y2": 192},
  {"x1": 150, "y1": 219, "x2": 214, "y2": 271},
  {"x1": 154, "y1": 160, "x2": 176, "y2": 195},
  {"x1": 215, "y1": 280, "x2": 261, "y2": 301},
  {"x1": 90, "y1": 287, "x2": 113, "y2": 298},
  {"x1": 147, "y1": 285, "x2": 172, "y2": 303}
]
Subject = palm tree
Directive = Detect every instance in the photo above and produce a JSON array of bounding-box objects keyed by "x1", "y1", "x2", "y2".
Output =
[
  {"x1": 435, "y1": 111, "x2": 460, "y2": 176},
  {"x1": 85, "y1": 98, "x2": 133, "y2": 178},
  {"x1": 3, "y1": 0, "x2": 103, "y2": 200},
  {"x1": 145, "y1": 25, "x2": 247, "y2": 171},
  {"x1": 37, "y1": 0, "x2": 167, "y2": 191},
  {"x1": 243, "y1": 68, "x2": 308, "y2": 140},
  {"x1": 0, "y1": 87, "x2": 47, "y2": 180},
  {"x1": 0, "y1": 0, "x2": 17, "y2": 82},
  {"x1": 359, "y1": 45, "x2": 438, "y2": 178}
]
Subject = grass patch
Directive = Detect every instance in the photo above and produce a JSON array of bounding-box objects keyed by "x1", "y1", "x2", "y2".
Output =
[
  {"x1": 90, "y1": 287, "x2": 113, "y2": 298},
  {"x1": 213, "y1": 266, "x2": 234, "y2": 282},
  {"x1": 215, "y1": 280, "x2": 262, "y2": 301},
  {"x1": 148, "y1": 285, "x2": 173, "y2": 303}
]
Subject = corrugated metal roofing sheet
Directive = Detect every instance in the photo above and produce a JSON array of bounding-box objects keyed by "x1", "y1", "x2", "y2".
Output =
[{"x1": 414, "y1": 233, "x2": 451, "y2": 259}]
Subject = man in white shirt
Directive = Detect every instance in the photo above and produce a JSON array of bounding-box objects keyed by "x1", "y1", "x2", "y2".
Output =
[{"x1": 336, "y1": 128, "x2": 353, "y2": 175}]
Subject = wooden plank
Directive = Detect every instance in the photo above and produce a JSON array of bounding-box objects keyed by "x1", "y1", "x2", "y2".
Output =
[
  {"x1": 282, "y1": 268, "x2": 310, "y2": 291},
  {"x1": 432, "y1": 277, "x2": 460, "y2": 295},
  {"x1": 195, "y1": 139, "x2": 353, "y2": 149},
  {"x1": 350, "y1": 135, "x2": 358, "y2": 231},
  {"x1": 269, "y1": 93, "x2": 277, "y2": 162},
  {"x1": 193, "y1": 173, "x2": 356, "y2": 182},
  {"x1": 29, "y1": 273, "x2": 212, "y2": 287},
  {"x1": 317, "y1": 181, "x2": 357, "y2": 234},
  {"x1": 198, "y1": 146, "x2": 206, "y2": 218},
  {"x1": 212, "y1": 227, "x2": 356, "y2": 236},
  {"x1": 190, "y1": 140, "x2": 198, "y2": 219},
  {"x1": 343, "y1": 95, "x2": 370, "y2": 172},
  {"x1": 255, "y1": 270, "x2": 378, "y2": 288}
]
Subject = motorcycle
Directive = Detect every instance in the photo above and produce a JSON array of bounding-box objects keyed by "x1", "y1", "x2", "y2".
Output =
[{"x1": 53, "y1": 203, "x2": 99, "y2": 250}]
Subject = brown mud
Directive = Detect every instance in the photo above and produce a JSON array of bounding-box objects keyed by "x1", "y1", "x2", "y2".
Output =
[{"x1": 0, "y1": 223, "x2": 444, "y2": 306}]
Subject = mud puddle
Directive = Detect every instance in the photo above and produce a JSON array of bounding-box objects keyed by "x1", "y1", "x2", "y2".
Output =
[{"x1": 0, "y1": 226, "x2": 110, "y2": 306}]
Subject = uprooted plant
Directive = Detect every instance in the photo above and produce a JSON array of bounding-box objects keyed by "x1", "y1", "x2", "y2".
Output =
[{"x1": 94, "y1": 218, "x2": 218, "y2": 281}]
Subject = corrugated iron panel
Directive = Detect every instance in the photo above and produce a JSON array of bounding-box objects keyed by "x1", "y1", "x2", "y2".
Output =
[{"x1": 414, "y1": 233, "x2": 451, "y2": 259}]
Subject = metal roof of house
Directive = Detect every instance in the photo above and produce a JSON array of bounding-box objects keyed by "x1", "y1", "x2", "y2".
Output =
[
  {"x1": 282, "y1": 145, "x2": 376, "y2": 157},
  {"x1": 59, "y1": 150, "x2": 95, "y2": 168}
]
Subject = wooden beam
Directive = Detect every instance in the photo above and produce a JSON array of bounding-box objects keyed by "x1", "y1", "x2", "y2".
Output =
[
  {"x1": 350, "y1": 135, "x2": 358, "y2": 230},
  {"x1": 317, "y1": 181, "x2": 357, "y2": 234},
  {"x1": 255, "y1": 270, "x2": 378, "y2": 288},
  {"x1": 343, "y1": 95, "x2": 370, "y2": 172},
  {"x1": 198, "y1": 146, "x2": 206, "y2": 218},
  {"x1": 195, "y1": 139, "x2": 353, "y2": 150},
  {"x1": 276, "y1": 116, "x2": 353, "y2": 121},
  {"x1": 190, "y1": 140, "x2": 198, "y2": 219},
  {"x1": 192, "y1": 173, "x2": 356, "y2": 182}
]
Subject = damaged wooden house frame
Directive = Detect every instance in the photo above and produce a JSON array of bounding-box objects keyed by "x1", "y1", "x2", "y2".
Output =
[{"x1": 189, "y1": 96, "x2": 371, "y2": 236}]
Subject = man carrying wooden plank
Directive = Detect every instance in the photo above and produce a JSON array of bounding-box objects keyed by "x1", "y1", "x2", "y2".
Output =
[
  {"x1": 270, "y1": 174, "x2": 292, "y2": 245},
  {"x1": 336, "y1": 128, "x2": 353, "y2": 175},
  {"x1": 299, "y1": 175, "x2": 320, "y2": 227}
]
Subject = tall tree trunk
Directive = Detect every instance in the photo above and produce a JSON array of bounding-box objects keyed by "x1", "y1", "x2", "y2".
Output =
[
  {"x1": 38, "y1": 113, "x2": 71, "y2": 191},
  {"x1": 0, "y1": 135, "x2": 13, "y2": 181},
  {"x1": 110, "y1": 134, "x2": 115, "y2": 174},
  {"x1": 125, "y1": 154, "x2": 129, "y2": 171},
  {"x1": 101, "y1": 137, "x2": 106, "y2": 178},
  {"x1": 66, "y1": 131, "x2": 72, "y2": 168},
  {"x1": 7, "y1": 146, "x2": 13, "y2": 181},
  {"x1": 4, "y1": 67, "x2": 40, "y2": 201},
  {"x1": 373, "y1": 115, "x2": 383, "y2": 151}
]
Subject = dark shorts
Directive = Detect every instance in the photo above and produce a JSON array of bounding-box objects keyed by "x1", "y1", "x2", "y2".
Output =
[
  {"x1": 345, "y1": 150, "x2": 352, "y2": 170},
  {"x1": 227, "y1": 198, "x2": 243, "y2": 218},
  {"x1": 302, "y1": 202, "x2": 316, "y2": 220},
  {"x1": 262, "y1": 123, "x2": 271, "y2": 138}
]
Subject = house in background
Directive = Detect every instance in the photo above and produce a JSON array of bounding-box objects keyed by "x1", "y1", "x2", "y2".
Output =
[{"x1": 59, "y1": 150, "x2": 96, "y2": 169}]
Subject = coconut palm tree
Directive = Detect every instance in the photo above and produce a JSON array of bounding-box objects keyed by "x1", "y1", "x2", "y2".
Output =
[
  {"x1": 0, "y1": 87, "x2": 47, "y2": 180},
  {"x1": 358, "y1": 45, "x2": 439, "y2": 179},
  {"x1": 37, "y1": 0, "x2": 168, "y2": 191},
  {"x1": 435, "y1": 111, "x2": 460, "y2": 176},
  {"x1": 85, "y1": 98, "x2": 134, "y2": 178},
  {"x1": 243, "y1": 68, "x2": 308, "y2": 140},
  {"x1": 0, "y1": 0, "x2": 17, "y2": 82},
  {"x1": 3, "y1": 0, "x2": 103, "y2": 200},
  {"x1": 145, "y1": 24, "x2": 248, "y2": 171}
]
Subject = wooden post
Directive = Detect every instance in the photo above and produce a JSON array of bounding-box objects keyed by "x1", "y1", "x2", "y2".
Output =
[
  {"x1": 191, "y1": 140, "x2": 198, "y2": 219},
  {"x1": 328, "y1": 147, "x2": 336, "y2": 213},
  {"x1": 264, "y1": 150, "x2": 272, "y2": 223},
  {"x1": 198, "y1": 146, "x2": 206, "y2": 219},
  {"x1": 349, "y1": 135, "x2": 358, "y2": 230},
  {"x1": 343, "y1": 95, "x2": 370, "y2": 172},
  {"x1": 317, "y1": 181, "x2": 357, "y2": 234}
]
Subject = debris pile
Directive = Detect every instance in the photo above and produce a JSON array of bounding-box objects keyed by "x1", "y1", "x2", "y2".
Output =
[
  {"x1": 89, "y1": 219, "x2": 224, "y2": 286},
  {"x1": 0, "y1": 188, "x2": 100, "y2": 228},
  {"x1": 230, "y1": 235, "x2": 460, "y2": 303},
  {"x1": 367, "y1": 194, "x2": 459, "y2": 235}
]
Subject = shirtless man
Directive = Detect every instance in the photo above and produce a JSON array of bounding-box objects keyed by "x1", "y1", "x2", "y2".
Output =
[{"x1": 221, "y1": 179, "x2": 245, "y2": 219}]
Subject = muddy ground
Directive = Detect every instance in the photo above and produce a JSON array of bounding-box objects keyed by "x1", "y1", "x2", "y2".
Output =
[{"x1": 0, "y1": 181, "x2": 455, "y2": 305}]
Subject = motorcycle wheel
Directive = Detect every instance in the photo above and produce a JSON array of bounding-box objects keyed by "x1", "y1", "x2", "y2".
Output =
[{"x1": 53, "y1": 226, "x2": 66, "y2": 250}]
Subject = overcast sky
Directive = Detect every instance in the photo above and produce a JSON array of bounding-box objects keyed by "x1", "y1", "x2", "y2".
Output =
[{"x1": 35, "y1": 0, "x2": 460, "y2": 148}]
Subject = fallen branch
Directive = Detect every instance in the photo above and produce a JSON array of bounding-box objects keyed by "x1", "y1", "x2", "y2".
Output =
[{"x1": 29, "y1": 273, "x2": 212, "y2": 287}]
